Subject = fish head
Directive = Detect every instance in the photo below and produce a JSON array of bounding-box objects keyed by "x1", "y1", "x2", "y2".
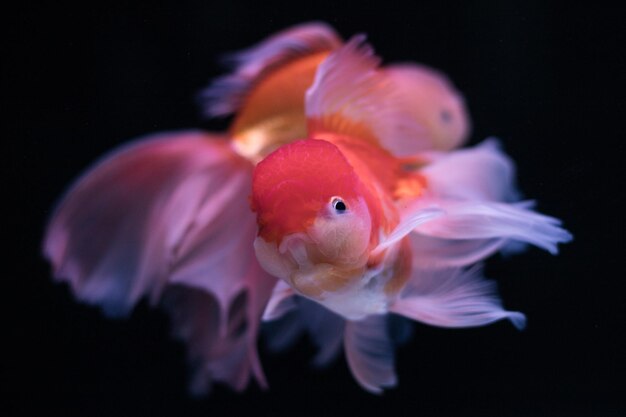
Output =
[
  {"x1": 251, "y1": 139, "x2": 375, "y2": 300},
  {"x1": 385, "y1": 64, "x2": 471, "y2": 151}
]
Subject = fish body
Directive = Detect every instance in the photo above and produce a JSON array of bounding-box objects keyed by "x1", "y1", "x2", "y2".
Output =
[{"x1": 43, "y1": 22, "x2": 572, "y2": 394}]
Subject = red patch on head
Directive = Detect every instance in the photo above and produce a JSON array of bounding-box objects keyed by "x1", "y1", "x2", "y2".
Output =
[{"x1": 251, "y1": 139, "x2": 360, "y2": 242}]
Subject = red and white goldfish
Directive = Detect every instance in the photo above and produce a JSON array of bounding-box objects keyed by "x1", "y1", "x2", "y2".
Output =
[{"x1": 43, "y1": 22, "x2": 571, "y2": 394}]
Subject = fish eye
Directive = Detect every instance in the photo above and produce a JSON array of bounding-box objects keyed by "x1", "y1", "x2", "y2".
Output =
[
  {"x1": 440, "y1": 109, "x2": 453, "y2": 124},
  {"x1": 331, "y1": 197, "x2": 347, "y2": 213}
]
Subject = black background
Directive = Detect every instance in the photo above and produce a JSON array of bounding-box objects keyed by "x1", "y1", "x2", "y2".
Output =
[{"x1": 6, "y1": 1, "x2": 625, "y2": 416}]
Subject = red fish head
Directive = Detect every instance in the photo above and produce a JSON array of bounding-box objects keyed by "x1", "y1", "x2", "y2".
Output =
[{"x1": 251, "y1": 139, "x2": 374, "y2": 299}]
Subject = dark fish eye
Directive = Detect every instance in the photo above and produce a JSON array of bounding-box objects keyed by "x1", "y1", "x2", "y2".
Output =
[
  {"x1": 331, "y1": 197, "x2": 347, "y2": 213},
  {"x1": 440, "y1": 109, "x2": 453, "y2": 124}
]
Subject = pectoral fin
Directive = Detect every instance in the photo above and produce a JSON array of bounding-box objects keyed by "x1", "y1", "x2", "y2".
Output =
[
  {"x1": 391, "y1": 264, "x2": 526, "y2": 329},
  {"x1": 371, "y1": 207, "x2": 443, "y2": 257},
  {"x1": 344, "y1": 315, "x2": 397, "y2": 394}
]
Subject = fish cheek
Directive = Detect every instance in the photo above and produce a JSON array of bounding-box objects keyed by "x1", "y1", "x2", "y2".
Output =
[
  {"x1": 308, "y1": 200, "x2": 372, "y2": 267},
  {"x1": 253, "y1": 236, "x2": 297, "y2": 280}
]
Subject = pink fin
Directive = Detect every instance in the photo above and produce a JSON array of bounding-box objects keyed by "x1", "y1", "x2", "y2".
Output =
[
  {"x1": 299, "y1": 298, "x2": 345, "y2": 367},
  {"x1": 263, "y1": 296, "x2": 345, "y2": 367},
  {"x1": 421, "y1": 139, "x2": 519, "y2": 202},
  {"x1": 372, "y1": 207, "x2": 443, "y2": 256},
  {"x1": 410, "y1": 234, "x2": 506, "y2": 269},
  {"x1": 202, "y1": 22, "x2": 341, "y2": 117},
  {"x1": 391, "y1": 264, "x2": 526, "y2": 329},
  {"x1": 409, "y1": 200, "x2": 540, "y2": 268},
  {"x1": 411, "y1": 198, "x2": 572, "y2": 255},
  {"x1": 262, "y1": 280, "x2": 297, "y2": 321},
  {"x1": 162, "y1": 286, "x2": 252, "y2": 393},
  {"x1": 344, "y1": 315, "x2": 397, "y2": 394},
  {"x1": 305, "y1": 36, "x2": 427, "y2": 155},
  {"x1": 43, "y1": 131, "x2": 276, "y2": 392},
  {"x1": 403, "y1": 140, "x2": 571, "y2": 265}
]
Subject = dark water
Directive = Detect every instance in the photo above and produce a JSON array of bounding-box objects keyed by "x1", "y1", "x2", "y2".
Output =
[{"x1": 6, "y1": 1, "x2": 624, "y2": 416}]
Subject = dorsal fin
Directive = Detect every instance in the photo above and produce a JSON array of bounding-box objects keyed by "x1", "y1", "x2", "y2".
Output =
[
  {"x1": 228, "y1": 52, "x2": 330, "y2": 160},
  {"x1": 305, "y1": 36, "x2": 426, "y2": 155},
  {"x1": 201, "y1": 22, "x2": 342, "y2": 117}
]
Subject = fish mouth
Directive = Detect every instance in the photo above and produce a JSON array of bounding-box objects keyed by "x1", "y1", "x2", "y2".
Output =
[
  {"x1": 289, "y1": 262, "x2": 366, "y2": 299},
  {"x1": 277, "y1": 233, "x2": 359, "y2": 298},
  {"x1": 254, "y1": 233, "x2": 366, "y2": 300}
]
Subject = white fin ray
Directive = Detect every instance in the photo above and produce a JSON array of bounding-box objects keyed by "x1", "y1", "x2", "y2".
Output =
[
  {"x1": 410, "y1": 234, "x2": 507, "y2": 269},
  {"x1": 391, "y1": 264, "x2": 526, "y2": 329},
  {"x1": 344, "y1": 315, "x2": 397, "y2": 394},
  {"x1": 371, "y1": 207, "x2": 444, "y2": 256},
  {"x1": 262, "y1": 280, "x2": 297, "y2": 321},
  {"x1": 412, "y1": 198, "x2": 572, "y2": 255}
]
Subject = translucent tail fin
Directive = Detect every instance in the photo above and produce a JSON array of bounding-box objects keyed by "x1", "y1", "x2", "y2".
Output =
[{"x1": 43, "y1": 131, "x2": 276, "y2": 392}]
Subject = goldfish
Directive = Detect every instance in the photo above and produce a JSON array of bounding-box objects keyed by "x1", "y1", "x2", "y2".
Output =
[
  {"x1": 43, "y1": 22, "x2": 571, "y2": 394},
  {"x1": 202, "y1": 22, "x2": 470, "y2": 160}
]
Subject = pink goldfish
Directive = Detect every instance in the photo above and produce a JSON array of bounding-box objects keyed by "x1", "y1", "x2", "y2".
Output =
[
  {"x1": 43, "y1": 22, "x2": 571, "y2": 394},
  {"x1": 202, "y1": 22, "x2": 470, "y2": 159}
]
